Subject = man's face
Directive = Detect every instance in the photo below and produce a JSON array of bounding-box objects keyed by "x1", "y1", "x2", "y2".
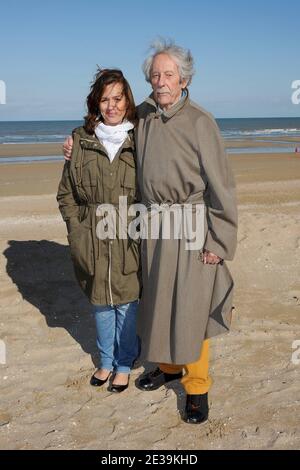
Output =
[{"x1": 150, "y1": 53, "x2": 187, "y2": 111}]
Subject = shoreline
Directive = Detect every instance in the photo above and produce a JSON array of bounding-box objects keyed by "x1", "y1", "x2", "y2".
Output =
[{"x1": 1, "y1": 136, "x2": 300, "y2": 159}]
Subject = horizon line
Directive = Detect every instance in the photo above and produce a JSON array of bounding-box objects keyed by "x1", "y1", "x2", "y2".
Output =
[{"x1": 0, "y1": 116, "x2": 300, "y2": 123}]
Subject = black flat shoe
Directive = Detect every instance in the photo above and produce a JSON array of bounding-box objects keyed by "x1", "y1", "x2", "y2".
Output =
[
  {"x1": 107, "y1": 382, "x2": 129, "y2": 393},
  {"x1": 108, "y1": 376, "x2": 130, "y2": 393},
  {"x1": 184, "y1": 393, "x2": 209, "y2": 424},
  {"x1": 90, "y1": 372, "x2": 110, "y2": 387},
  {"x1": 137, "y1": 367, "x2": 183, "y2": 391}
]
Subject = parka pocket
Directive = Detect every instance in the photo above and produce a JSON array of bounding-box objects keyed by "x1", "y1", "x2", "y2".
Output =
[
  {"x1": 122, "y1": 164, "x2": 136, "y2": 190},
  {"x1": 121, "y1": 237, "x2": 140, "y2": 275},
  {"x1": 120, "y1": 164, "x2": 137, "y2": 206},
  {"x1": 120, "y1": 153, "x2": 137, "y2": 190},
  {"x1": 67, "y1": 223, "x2": 95, "y2": 276},
  {"x1": 81, "y1": 175, "x2": 97, "y2": 187}
]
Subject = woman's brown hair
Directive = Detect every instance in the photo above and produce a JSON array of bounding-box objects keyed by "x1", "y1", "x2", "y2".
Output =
[{"x1": 84, "y1": 68, "x2": 137, "y2": 134}]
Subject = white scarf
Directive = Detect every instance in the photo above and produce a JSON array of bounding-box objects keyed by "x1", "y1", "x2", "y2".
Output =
[{"x1": 95, "y1": 121, "x2": 134, "y2": 162}]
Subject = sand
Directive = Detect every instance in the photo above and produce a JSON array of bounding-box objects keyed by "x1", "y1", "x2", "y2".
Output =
[
  {"x1": 0, "y1": 143, "x2": 62, "y2": 157},
  {"x1": 0, "y1": 141, "x2": 300, "y2": 450}
]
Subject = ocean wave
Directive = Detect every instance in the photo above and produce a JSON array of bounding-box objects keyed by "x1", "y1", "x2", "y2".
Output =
[
  {"x1": 227, "y1": 146, "x2": 296, "y2": 154},
  {"x1": 222, "y1": 128, "x2": 300, "y2": 137},
  {"x1": 0, "y1": 134, "x2": 67, "y2": 144}
]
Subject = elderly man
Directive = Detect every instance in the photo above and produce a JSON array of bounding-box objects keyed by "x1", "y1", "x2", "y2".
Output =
[
  {"x1": 63, "y1": 40, "x2": 237, "y2": 424},
  {"x1": 134, "y1": 41, "x2": 237, "y2": 424}
]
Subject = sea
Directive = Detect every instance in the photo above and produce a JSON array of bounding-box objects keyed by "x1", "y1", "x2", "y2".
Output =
[{"x1": 0, "y1": 117, "x2": 300, "y2": 163}]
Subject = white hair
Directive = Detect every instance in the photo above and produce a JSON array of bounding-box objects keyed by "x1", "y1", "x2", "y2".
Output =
[{"x1": 142, "y1": 38, "x2": 195, "y2": 86}]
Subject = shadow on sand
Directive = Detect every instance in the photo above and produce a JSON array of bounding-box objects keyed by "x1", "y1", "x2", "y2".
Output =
[{"x1": 4, "y1": 239, "x2": 99, "y2": 367}]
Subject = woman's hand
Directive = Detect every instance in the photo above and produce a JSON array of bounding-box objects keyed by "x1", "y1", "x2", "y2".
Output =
[
  {"x1": 201, "y1": 249, "x2": 222, "y2": 265},
  {"x1": 63, "y1": 136, "x2": 74, "y2": 160}
]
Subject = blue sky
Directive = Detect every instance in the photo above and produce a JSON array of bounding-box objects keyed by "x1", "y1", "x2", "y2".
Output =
[{"x1": 0, "y1": 0, "x2": 299, "y2": 120}]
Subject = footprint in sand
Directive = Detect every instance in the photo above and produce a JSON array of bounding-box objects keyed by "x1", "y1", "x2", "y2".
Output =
[{"x1": 288, "y1": 290, "x2": 300, "y2": 305}]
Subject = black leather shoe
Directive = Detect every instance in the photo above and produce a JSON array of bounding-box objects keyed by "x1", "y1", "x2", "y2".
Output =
[
  {"x1": 137, "y1": 367, "x2": 183, "y2": 391},
  {"x1": 90, "y1": 372, "x2": 110, "y2": 387},
  {"x1": 107, "y1": 382, "x2": 129, "y2": 393},
  {"x1": 184, "y1": 393, "x2": 209, "y2": 424},
  {"x1": 108, "y1": 376, "x2": 130, "y2": 393}
]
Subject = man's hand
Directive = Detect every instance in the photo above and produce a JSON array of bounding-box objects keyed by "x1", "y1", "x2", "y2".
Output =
[
  {"x1": 201, "y1": 249, "x2": 222, "y2": 265},
  {"x1": 63, "y1": 136, "x2": 74, "y2": 161}
]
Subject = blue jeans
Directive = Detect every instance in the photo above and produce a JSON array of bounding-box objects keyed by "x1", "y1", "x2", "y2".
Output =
[{"x1": 92, "y1": 300, "x2": 139, "y2": 374}]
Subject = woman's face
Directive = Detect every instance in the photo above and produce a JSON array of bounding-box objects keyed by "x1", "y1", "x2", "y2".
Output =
[{"x1": 99, "y1": 82, "x2": 128, "y2": 126}]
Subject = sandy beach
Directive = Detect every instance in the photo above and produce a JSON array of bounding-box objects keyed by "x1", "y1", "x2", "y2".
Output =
[{"x1": 0, "y1": 141, "x2": 300, "y2": 450}]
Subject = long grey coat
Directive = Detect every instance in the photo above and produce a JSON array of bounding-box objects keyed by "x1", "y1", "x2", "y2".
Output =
[{"x1": 135, "y1": 92, "x2": 238, "y2": 364}]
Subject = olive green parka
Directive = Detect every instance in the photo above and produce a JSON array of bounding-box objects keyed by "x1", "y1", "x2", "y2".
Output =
[{"x1": 57, "y1": 126, "x2": 141, "y2": 306}]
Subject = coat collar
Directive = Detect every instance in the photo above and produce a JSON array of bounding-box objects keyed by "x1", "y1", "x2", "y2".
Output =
[
  {"x1": 145, "y1": 89, "x2": 189, "y2": 121},
  {"x1": 75, "y1": 127, "x2": 135, "y2": 152}
]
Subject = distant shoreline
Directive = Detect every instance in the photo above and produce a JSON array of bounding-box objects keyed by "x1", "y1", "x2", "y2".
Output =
[{"x1": 0, "y1": 138, "x2": 300, "y2": 160}]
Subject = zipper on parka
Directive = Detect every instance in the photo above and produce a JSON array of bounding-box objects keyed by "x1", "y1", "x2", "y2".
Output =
[{"x1": 108, "y1": 240, "x2": 114, "y2": 306}]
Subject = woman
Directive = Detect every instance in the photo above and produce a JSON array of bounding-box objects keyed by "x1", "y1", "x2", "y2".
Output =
[{"x1": 57, "y1": 69, "x2": 141, "y2": 393}]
